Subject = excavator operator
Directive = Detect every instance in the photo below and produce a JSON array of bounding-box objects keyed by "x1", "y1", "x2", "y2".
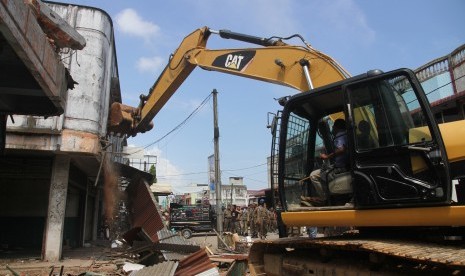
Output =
[{"x1": 300, "y1": 119, "x2": 349, "y2": 207}]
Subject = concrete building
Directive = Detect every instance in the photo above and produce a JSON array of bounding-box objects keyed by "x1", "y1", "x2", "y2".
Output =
[
  {"x1": 209, "y1": 177, "x2": 248, "y2": 207},
  {"x1": 222, "y1": 177, "x2": 248, "y2": 207},
  {"x1": 0, "y1": 1, "x2": 127, "y2": 261},
  {"x1": 417, "y1": 44, "x2": 465, "y2": 123}
]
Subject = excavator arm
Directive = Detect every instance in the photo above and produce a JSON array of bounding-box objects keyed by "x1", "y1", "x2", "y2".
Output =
[{"x1": 109, "y1": 26, "x2": 350, "y2": 136}]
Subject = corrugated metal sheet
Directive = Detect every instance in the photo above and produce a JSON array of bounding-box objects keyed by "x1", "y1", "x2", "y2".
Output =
[
  {"x1": 174, "y1": 249, "x2": 217, "y2": 276},
  {"x1": 123, "y1": 179, "x2": 220, "y2": 275},
  {"x1": 194, "y1": 267, "x2": 220, "y2": 276},
  {"x1": 158, "y1": 228, "x2": 200, "y2": 261},
  {"x1": 125, "y1": 178, "x2": 203, "y2": 262},
  {"x1": 127, "y1": 251, "x2": 219, "y2": 276},
  {"x1": 126, "y1": 178, "x2": 165, "y2": 243},
  {"x1": 129, "y1": 261, "x2": 178, "y2": 276}
]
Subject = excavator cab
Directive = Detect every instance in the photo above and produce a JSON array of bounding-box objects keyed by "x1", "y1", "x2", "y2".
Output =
[{"x1": 278, "y1": 69, "x2": 451, "y2": 211}]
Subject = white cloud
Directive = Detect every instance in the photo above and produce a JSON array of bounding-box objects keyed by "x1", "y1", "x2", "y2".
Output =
[
  {"x1": 143, "y1": 147, "x2": 186, "y2": 189},
  {"x1": 124, "y1": 146, "x2": 206, "y2": 194},
  {"x1": 136, "y1": 56, "x2": 165, "y2": 74},
  {"x1": 115, "y1": 9, "x2": 160, "y2": 42}
]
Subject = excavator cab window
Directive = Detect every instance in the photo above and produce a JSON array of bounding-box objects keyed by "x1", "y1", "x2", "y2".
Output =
[
  {"x1": 280, "y1": 85, "x2": 349, "y2": 210},
  {"x1": 280, "y1": 113, "x2": 311, "y2": 209},
  {"x1": 345, "y1": 69, "x2": 451, "y2": 207},
  {"x1": 279, "y1": 69, "x2": 451, "y2": 211}
]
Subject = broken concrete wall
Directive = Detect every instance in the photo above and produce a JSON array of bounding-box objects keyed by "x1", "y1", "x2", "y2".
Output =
[
  {"x1": 0, "y1": 0, "x2": 68, "y2": 116},
  {"x1": 1, "y1": 1, "x2": 124, "y2": 262},
  {"x1": 6, "y1": 3, "x2": 119, "y2": 155}
]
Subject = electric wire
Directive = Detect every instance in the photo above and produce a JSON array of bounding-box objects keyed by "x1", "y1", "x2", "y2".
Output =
[
  {"x1": 222, "y1": 170, "x2": 267, "y2": 184},
  {"x1": 159, "y1": 163, "x2": 267, "y2": 177},
  {"x1": 424, "y1": 74, "x2": 465, "y2": 96},
  {"x1": 405, "y1": 74, "x2": 465, "y2": 106},
  {"x1": 222, "y1": 162, "x2": 267, "y2": 172},
  {"x1": 143, "y1": 92, "x2": 212, "y2": 149},
  {"x1": 127, "y1": 92, "x2": 213, "y2": 158}
]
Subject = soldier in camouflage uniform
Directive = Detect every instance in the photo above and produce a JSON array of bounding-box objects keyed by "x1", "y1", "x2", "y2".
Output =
[
  {"x1": 223, "y1": 205, "x2": 232, "y2": 232},
  {"x1": 240, "y1": 207, "x2": 248, "y2": 236},
  {"x1": 248, "y1": 203, "x2": 257, "y2": 238},
  {"x1": 230, "y1": 205, "x2": 240, "y2": 234},
  {"x1": 254, "y1": 200, "x2": 269, "y2": 239},
  {"x1": 268, "y1": 207, "x2": 277, "y2": 233}
]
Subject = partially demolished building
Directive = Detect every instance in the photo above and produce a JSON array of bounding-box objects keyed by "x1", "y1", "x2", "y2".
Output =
[{"x1": 0, "y1": 0, "x2": 130, "y2": 261}]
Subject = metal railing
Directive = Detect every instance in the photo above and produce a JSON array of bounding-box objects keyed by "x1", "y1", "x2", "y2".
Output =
[{"x1": 415, "y1": 44, "x2": 465, "y2": 105}]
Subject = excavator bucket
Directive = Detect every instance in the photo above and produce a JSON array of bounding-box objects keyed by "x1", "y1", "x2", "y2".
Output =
[{"x1": 108, "y1": 102, "x2": 153, "y2": 136}]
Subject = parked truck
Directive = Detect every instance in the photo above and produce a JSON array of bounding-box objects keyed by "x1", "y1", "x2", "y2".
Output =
[{"x1": 169, "y1": 203, "x2": 216, "y2": 239}]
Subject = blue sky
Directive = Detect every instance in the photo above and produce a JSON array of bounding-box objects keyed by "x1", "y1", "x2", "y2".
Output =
[{"x1": 55, "y1": 0, "x2": 465, "y2": 193}]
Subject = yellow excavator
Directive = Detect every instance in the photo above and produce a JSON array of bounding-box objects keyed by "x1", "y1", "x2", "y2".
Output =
[{"x1": 110, "y1": 27, "x2": 465, "y2": 274}]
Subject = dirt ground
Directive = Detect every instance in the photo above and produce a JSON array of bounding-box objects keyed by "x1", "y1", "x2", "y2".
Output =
[
  {"x1": 190, "y1": 231, "x2": 280, "y2": 254},
  {"x1": 0, "y1": 241, "x2": 120, "y2": 276},
  {"x1": 0, "y1": 232, "x2": 281, "y2": 275}
]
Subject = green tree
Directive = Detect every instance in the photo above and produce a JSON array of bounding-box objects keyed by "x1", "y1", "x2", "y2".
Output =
[{"x1": 149, "y1": 164, "x2": 157, "y2": 183}]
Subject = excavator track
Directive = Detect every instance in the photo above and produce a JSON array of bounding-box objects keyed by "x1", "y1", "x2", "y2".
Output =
[{"x1": 249, "y1": 236, "x2": 465, "y2": 275}]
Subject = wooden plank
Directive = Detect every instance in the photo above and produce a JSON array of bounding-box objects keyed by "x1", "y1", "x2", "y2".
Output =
[
  {"x1": 26, "y1": 0, "x2": 86, "y2": 50},
  {"x1": 209, "y1": 257, "x2": 235, "y2": 263},
  {"x1": 205, "y1": 246, "x2": 214, "y2": 256}
]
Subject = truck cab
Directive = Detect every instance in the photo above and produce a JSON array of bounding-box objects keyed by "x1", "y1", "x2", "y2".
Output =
[{"x1": 169, "y1": 203, "x2": 216, "y2": 239}]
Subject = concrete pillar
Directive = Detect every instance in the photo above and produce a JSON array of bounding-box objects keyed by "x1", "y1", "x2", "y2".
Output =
[
  {"x1": 43, "y1": 155, "x2": 70, "y2": 261},
  {"x1": 81, "y1": 184, "x2": 88, "y2": 247},
  {"x1": 91, "y1": 188, "x2": 101, "y2": 240}
]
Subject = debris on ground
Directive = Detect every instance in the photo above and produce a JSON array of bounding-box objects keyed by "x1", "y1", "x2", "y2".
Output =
[
  {"x1": 217, "y1": 231, "x2": 253, "y2": 254},
  {"x1": 1, "y1": 179, "x2": 252, "y2": 275}
]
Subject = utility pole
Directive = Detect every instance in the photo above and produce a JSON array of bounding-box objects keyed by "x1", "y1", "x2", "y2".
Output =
[
  {"x1": 230, "y1": 182, "x2": 233, "y2": 205},
  {"x1": 213, "y1": 89, "x2": 223, "y2": 235}
]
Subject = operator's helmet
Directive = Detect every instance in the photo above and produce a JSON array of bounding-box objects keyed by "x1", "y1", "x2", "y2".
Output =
[{"x1": 259, "y1": 199, "x2": 265, "y2": 205}]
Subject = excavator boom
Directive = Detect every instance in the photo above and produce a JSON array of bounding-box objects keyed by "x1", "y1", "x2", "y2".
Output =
[{"x1": 109, "y1": 26, "x2": 350, "y2": 136}]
